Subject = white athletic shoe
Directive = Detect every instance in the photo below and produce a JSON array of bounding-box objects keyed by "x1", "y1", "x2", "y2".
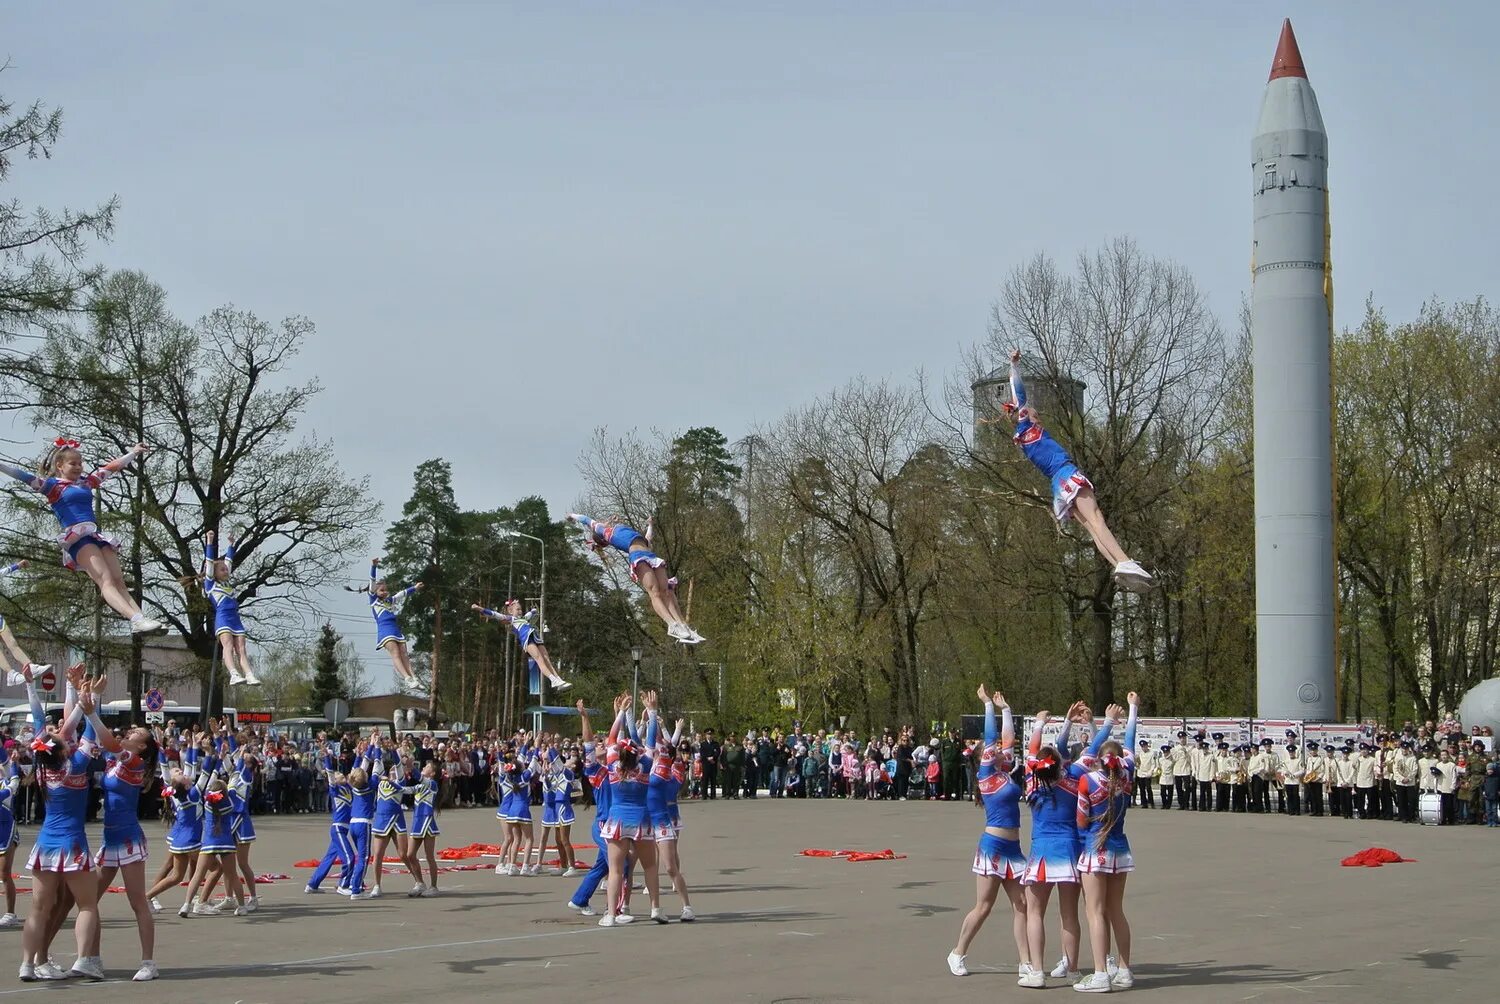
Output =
[
  {"x1": 552, "y1": 680, "x2": 573, "y2": 692},
  {"x1": 17, "y1": 962, "x2": 34, "y2": 982},
  {"x1": 4, "y1": 671, "x2": 24, "y2": 688},
  {"x1": 232, "y1": 904, "x2": 249, "y2": 917},
  {"x1": 350, "y1": 889, "x2": 377, "y2": 900},
  {"x1": 193, "y1": 901, "x2": 222, "y2": 916},
  {"x1": 69, "y1": 957, "x2": 105, "y2": 981},
  {"x1": 561, "y1": 867, "x2": 581, "y2": 877},
  {"x1": 615, "y1": 912, "x2": 634, "y2": 925},
  {"x1": 0, "y1": 912, "x2": 19, "y2": 927},
  {"x1": 177, "y1": 901, "x2": 192, "y2": 918},
  {"x1": 367, "y1": 886, "x2": 382, "y2": 898},
  {"x1": 597, "y1": 913, "x2": 615, "y2": 927},
  {"x1": 130, "y1": 616, "x2": 165, "y2": 635},
  {"x1": 1053, "y1": 958, "x2": 1081, "y2": 979},
  {"x1": 650, "y1": 908, "x2": 669, "y2": 925},
  {"x1": 947, "y1": 951, "x2": 968, "y2": 976},
  {"x1": 408, "y1": 883, "x2": 426, "y2": 898},
  {"x1": 336, "y1": 886, "x2": 353, "y2": 896},
  {"x1": 133, "y1": 961, "x2": 159, "y2": 982},
  {"x1": 526, "y1": 864, "x2": 541, "y2": 876},
  {"x1": 148, "y1": 897, "x2": 163, "y2": 914},
  {"x1": 1018, "y1": 969, "x2": 1047, "y2": 988},
  {"x1": 244, "y1": 896, "x2": 259, "y2": 913},
  {"x1": 684, "y1": 628, "x2": 707, "y2": 645},
  {"x1": 421, "y1": 887, "x2": 440, "y2": 898},
  {"x1": 1106, "y1": 956, "x2": 1119, "y2": 976},
  {"x1": 679, "y1": 906, "x2": 696, "y2": 922},
  {"x1": 567, "y1": 900, "x2": 596, "y2": 916},
  {"x1": 1073, "y1": 971, "x2": 1112, "y2": 993},
  {"x1": 36, "y1": 960, "x2": 68, "y2": 981},
  {"x1": 1111, "y1": 560, "x2": 1154, "y2": 594},
  {"x1": 1111, "y1": 968, "x2": 1134, "y2": 989},
  {"x1": 666, "y1": 621, "x2": 692, "y2": 642},
  {"x1": 243, "y1": 673, "x2": 262, "y2": 686},
  {"x1": 304, "y1": 885, "x2": 322, "y2": 894}
]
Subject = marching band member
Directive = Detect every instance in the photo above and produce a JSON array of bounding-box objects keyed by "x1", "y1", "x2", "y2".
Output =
[
  {"x1": 1170, "y1": 734, "x2": 1193, "y2": 810},
  {"x1": 1213, "y1": 742, "x2": 1233, "y2": 812},
  {"x1": 1194, "y1": 737, "x2": 1215, "y2": 813},
  {"x1": 1334, "y1": 746, "x2": 1357, "y2": 818},
  {"x1": 1392, "y1": 741, "x2": 1419, "y2": 823},
  {"x1": 1355, "y1": 744, "x2": 1379, "y2": 820},
  {"x1": 1280, "y1": 740, "x2": 1304, "y2": 817},
  {"x1": 1133, "y1": 741, "x2": 1155, "y2": 809},
  {"x1": 1301, "y1": 741, "x2": 1325, "y2": 817}
]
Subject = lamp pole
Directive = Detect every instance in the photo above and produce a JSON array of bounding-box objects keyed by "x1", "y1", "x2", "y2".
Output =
[{"x1": 631, "y1": 647, "x2": 642, "y2": 712}]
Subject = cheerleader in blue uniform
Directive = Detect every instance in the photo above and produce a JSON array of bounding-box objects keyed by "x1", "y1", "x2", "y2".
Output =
[
  {"x1": 988, "y1": 351, "x2": 1153, "y2": 594},
  {"x1": 223, "y1": 740, "x2": 261, "y2": 911},
  {"x1": 568, "y1": 699, "x2": 633, "y2": 917},
  {"x1": 599, "y1": 694, "x2": 660, "y2": 928},
  {"x1": 0, "y1": 745, "x2": 20, "y2": 930},
  {"x1": 0, "y1": 562, "x2": 50, "y2": 688},
  {"x1": 346, "y1": 766, "x2": 376, "y2": 897},
  {"x1": 1073, "y1": 694, "x2": 1139, "y2": 993},
  {"x1": 19, "y1": 668, "x2": 103, "y2": 982},
  {"x1": 949, "y1": 685, "x2": 1030, "y2": 979},
  {"x1": 495, "y1": 744, "x2": 540, "y2": 876},
  {"x1": 536, "y1": 748, "x2": 578, "y2": 876},
  {"x1": 149, "y1": 764, "x2": 207, "y2": 910},
  {"x1": 1019, "y1": 702, "x2": 1113, "y2": 989},
  {"x1": 360, "y1": 558, "x2": 423, "y2": 694},
  {"x1": 642, "y1": 698, "x2": 694, "y2": 923},
  {"x1": 306, "y1": 748, "x2": 355, "y2": 895},
  {"x1": 410, "y1": 762, "x2": 442, "y2": 896},
  {"x1": 0, "y1": 439, "x2": 163, "y2": 633},
  {"x1": 80, "y1": 702, "x2": 159, "y2": 981},
  {"x1": 360, "y1": 754, "x2": 423, "y2": 898},
  {"x1": 188, "y1": 532, "x2": 259, "y2": 687},
  {"x1": 181, "y1": 778, "x2": 248, "y2": 918},
  {"x1": 566, "y1": 514, "x2": 703, "y2": 644},
  {"x1": 472, "y1": 602, "x2": 571, "y2": 690}
]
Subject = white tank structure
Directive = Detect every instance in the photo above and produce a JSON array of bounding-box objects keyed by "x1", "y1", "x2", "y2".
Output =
[
  {"x1": 1457, "y1": 679, "x2": 1500, "y2": 739},
  {"x1": 1251, "y1": 20, "x2": 1337, "y2": 720}
]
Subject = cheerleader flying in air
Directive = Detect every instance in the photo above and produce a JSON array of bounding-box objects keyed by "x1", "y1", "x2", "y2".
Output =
[
  {"x1": 0, "y1": 561, "x2": 51, "y2": 687},
  {"x1": 356, "y1": 558, "x2": 424, "y2": 694},
  {"x1": 566, "y1": 514, "x2": 703, "y2": 644},
  {"x1": 0, "y1": 439, "x2": 164, "y2": 633},
  {"x1": 181, "y1": 532, "x2": 259, "y2": 687},
  {"x1": 991, "y1": 351, "x2": 1153, "y2": 594},
  {"x1": 471, "y1": 601, "x2": 571, "y2": 691}
]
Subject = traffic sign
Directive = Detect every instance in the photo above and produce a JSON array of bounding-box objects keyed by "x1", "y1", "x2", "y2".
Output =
[
  {"x1": 323, "y1": 698, "x2": 349, "y2": 726},
  {"x1": 144, "y1": 688, "x2": 164, "y2": 712},
  {"x1": 145, "y1": 711, "x2": 165, "y2": 725},
  {"x1": 37, "y1": 669, "x2": 57, "y2": 694}
]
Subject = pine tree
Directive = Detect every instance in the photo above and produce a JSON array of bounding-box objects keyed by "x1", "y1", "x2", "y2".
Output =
[{"x1": 309, "y1": 623, "x2": 347, "y2": 715}]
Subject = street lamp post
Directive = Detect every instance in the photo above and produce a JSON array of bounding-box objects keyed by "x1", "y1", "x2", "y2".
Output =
[{"x1": 631, "y1": 646, "x2": 642, "y2": 712}]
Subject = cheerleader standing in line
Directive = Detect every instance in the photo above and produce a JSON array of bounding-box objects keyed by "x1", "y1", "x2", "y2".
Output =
[
  {"x1": 0, "y1": 561, "x2": 51, "y2": 686},
  {"x1": 148, "y1": 766, "x2": 207, "y2": 909},
  {"x1": 359, "y1": 558, "x2": 423, "y2": 694},
  {"x1": 566, "y1": 514, "x2": 703, "y2": 644},
  {"x1": 78, "y1": 694, "x2": 159, "y2": 982},
  {"x1": 0, "y1": 440, "x2": 164, "y2": 633},
  {"x1": 949, "y1": 685, "x2": 1030, "y2": 980},
  {"x1": 19, "y1": 666, "x2": 102, "y2": 982},
  {"x1": 535, "y1": 747, "x2": 578, "y2": 876},
  {"x1": 599, "y1": 695, "x2": 659, "y2": 928},
  {"x1": 495, "y1": 742, "x2": 540, "y2": 876},
  {"x1": 988, "y1": 351, "x2": 1153, "y2": 593},
  {"x1": 0, "y1": 744, "x2": 21, "y2": 929},
  {"x1": 472, "y1": 602, "x2": 571, "y2": 691},
  {"x1": 179, "y1": 778, "x2": 248, "y2": 917},
  {"x1": 642, "y1": 697, "x2": 695, "y2": 923},
  {"x1": 1019, "y1": 702, "x2": 1112, "y2": 989},
  {"x1": 360, "y1": 754, "x2": 424, "y2": 898},
  {"x1": 346, "y1": 766, "x2": 376, "y2": 897},
  {"x1": 305, "y1": 746, "x2": 355, "y2": 894},
  {"x1": 410, "y1": 761, "x2": 442, "y2": 896},
  {"x1": 199, "y1": 739, "x2": 260, "y2": 912},
  {"x1": 1073, "y1": 694, "x2": 1139, "y2": 993},
  {"x1": 184, "y1": 532, "x2": 260, "y2": 687}
]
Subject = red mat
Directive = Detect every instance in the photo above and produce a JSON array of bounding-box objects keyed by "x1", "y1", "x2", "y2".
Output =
[
  {"x1": 1340, "y1": 847, "x2": 1416, "y2": 867},
  {"x1": 799, "y1": 848, "x2": 906, "y2": 862}
]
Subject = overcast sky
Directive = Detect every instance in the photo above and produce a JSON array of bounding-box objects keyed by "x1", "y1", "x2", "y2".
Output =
[{"x1": 6, "y1": 3, "x2": 1496, "y2": 686}]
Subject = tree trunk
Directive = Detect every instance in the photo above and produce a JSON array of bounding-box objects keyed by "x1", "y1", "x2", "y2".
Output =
[{"x1": 1091, "y1": 570, "x2": 1114, "y2": 711}]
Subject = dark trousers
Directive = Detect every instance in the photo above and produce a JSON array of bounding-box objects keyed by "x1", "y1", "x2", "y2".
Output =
[
  {"x1": 1231, "y1": 783, "x2": 1247, "y2": 812},
  {"x1": 1214, "y1": 782, "x2": 1230, "y2": 811},
  {"x1": 1174, "y1": 776, "x2": 1193, "y2": 809},
  {"x1": 1356, "y1": 786, "x2": 1376, "y2": 819},
  {"x1": 1378, "y1": 781, "x2": 1395, "y2": 820},
  {"x1": 702, "y1": 766, "x2": 718, "y2": 798},
  {"x1": 1439, "y1": 791, "x2": 1456, "y2": 825},
  {"x1": 1305, "y1": 781, "x2": 1324, "y2": 816},
  {"x1": 1284, "y1": 784, "x2": 1301, "y2": 816},
  {"x1": 1339, "y1": 787, "x2": 1355, "y2": 818},
  {"x1": 1396, "y1": 785, "x2": 1417, "y2": 822},
  {"x1": 1136, "y1": 778, "x2": 1154, "y2": 807},
  {"x1": 1159, "y1": 781, "x2": 1173, "y2": 809},
  {"x1": 1249, "y1": 776, "x2": 1267, "y2": 813},
  {"x1": 1197, "y1": 780, "x2": 1213, "y2": 811}
]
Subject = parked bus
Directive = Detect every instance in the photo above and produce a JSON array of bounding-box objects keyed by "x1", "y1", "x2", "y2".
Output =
[{"x1": 270, "y1": 716, "x2": 396, "y2": 748}]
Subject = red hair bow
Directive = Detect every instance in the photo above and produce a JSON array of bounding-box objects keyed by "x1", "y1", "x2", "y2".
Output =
[
  {"x1": 1027, "y1": 755, "x2": 1055, "y2": 770},
  {"x1": 31, "y1": 737, "x2": 51, "y2": 753},
  {"x1": 1001, "y1": 402, "x2": 1018, "y2": 415},
  {"x1": 160, "y1": 785, "x2": 173, "y2": 799},
  {"x1": 1102, "y1": 754, "x2": 1123, "y2": 770},
  {"x1": 53, "y1": 437, "x2": 81, "y2": 450},
  {"x1": 205, "y1": 790, "x2": 225, "y2": 805}
]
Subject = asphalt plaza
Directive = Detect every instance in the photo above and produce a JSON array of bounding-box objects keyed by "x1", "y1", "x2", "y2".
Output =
[{"x1": 2, "y1": 796, "x2": 1486, "y2": 1002}]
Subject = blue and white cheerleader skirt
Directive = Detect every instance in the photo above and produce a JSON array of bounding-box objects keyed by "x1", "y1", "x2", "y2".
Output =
[{"x1": 973, "y1": 832, "x2": 1027, "y2": 880}]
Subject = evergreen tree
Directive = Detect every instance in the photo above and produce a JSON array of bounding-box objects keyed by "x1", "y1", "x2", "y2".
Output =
[{"x1": 309, "y1": 623, "x2": 347, "y2": 714}]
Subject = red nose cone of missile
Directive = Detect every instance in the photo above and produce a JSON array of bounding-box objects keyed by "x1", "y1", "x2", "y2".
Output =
[{"x1": 1269, "y1": 18, "x2": 1307, "y2": 81}]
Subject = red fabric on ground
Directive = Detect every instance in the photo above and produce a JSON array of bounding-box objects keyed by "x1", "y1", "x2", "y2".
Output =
[
  {"x1": 800, "y1": 848, "x2": 906, "y2": 861},
  {"x1": 1340, "y1": 847, "x2": 1416, "y2": 867}
]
